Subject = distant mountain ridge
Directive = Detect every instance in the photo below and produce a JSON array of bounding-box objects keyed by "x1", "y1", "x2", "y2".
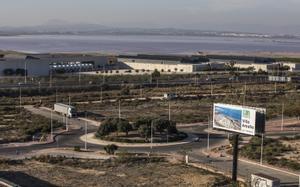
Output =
[{"x1": 0, "y1": 22, "x2": 299, "y2": 39}]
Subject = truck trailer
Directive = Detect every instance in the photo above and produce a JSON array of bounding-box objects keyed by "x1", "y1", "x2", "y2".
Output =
[
  {"x1": 251, "y1": 173, "x2": 280, "y2": 187},
  {"x1": 54, "y1": 103, "x2": 77, "y2": 118}
]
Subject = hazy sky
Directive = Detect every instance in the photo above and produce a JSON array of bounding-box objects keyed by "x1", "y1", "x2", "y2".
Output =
[{"x1": 1, "y1": 0, "x2": 300, "y2": 34}]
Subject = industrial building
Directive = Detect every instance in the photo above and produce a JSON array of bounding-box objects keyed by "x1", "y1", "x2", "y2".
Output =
[
  {"x1": 0, "y1": 54, "x2": 50, "y2": 76},
  {"x1": 0, "y1": 53, "x2": 117, "y2": 77},
  {"x1": 280, "y1": 62, "x2": 300, "y2": 72},
  {"x1": 118, "y1": 55, "x2": 225, "y2": 73},
  {"x1": 234, "y1": 62, "x2": 280, "y2": 72}
]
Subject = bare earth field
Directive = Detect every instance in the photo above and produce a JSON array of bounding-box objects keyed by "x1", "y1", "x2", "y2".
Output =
[
  {"x1": 281, "y1": 139, "x2": 300, "y2": 164},
  {"x1": 0, "y1": 157, "x2": 229, "y2": 187}
]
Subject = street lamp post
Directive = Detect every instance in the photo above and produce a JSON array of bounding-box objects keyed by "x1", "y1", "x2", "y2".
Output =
[
  {"x1": 24, "y1": 61, "x2": 27, "y2": 84},
  {"x1": 151, "y1": 120, "x2": 153, "y2": 150},
  {"x1": 38, "y1": 81, "x2": 41, "y2": 93},
  {"x1": 281, "y1": 103, "x2": 284, "y2": 131},
  {"x1": 100, "y1": 87, "x2": 103, "y2": 103},
  {"x1": 118, "y1": 100, "x2": 121, "y2": 119},
  {"x1": 85, "y1": 111, "x2": 88, "y2": 150},
  {"x1": 19, "y1": 82, "x2": 22, "y2": 114},
  {"x1": 260, "y1": 133, "x2": 264, "y2": 165},
  {"x1": 207, "y1": 116, "x2": 210, "y2": 150},
  {"x1": 50, "y1": 110, "x2": 53, "y2": 141}
]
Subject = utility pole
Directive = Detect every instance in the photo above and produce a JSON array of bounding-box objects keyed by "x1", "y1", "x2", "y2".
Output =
[
  {"x1": 281, "y1": 103, "x2": 284, "y2": 131},
  {"x1": 207, "y1": 116, "x2": 210, "y2": 150},
  {"x1": 65, "y1": 115, "x2": 68, "y2": 131},
  {"x1": 49, "y1": 67, "x2": 52, "y2": 88},
  {"x1": 167, "y1": 101, "x2": 171, "y2": 143},
  {"x1": 55, "y1": 89, "x2": 58, "y2": 103},
  {"x1": 79, "y1": 63, "x2": 81, "y2": 86},
  {"x1": 19, "y1": 82, "x2": 22, "y2": 114},
  {"x1": 85, "y1": 111, "x2": 88, "y2": 150},
  {"x1": 100, "y1": 87, "x2": 103, "y2": 103},
  {"x1": 243, "y1": 82, "x2": 247, "y2": 106},
  {"x1": 151, "y1": 120, "x2": 153, "y2": 150},
  {"x1": 168, "y1": 101, "x2": 171, "y2": 121},
  {"x1": 102, "y1": 65, "x2": 105, "y2": 84},
  {"x1": 38, "y1": 81, "x2": 41, "y2": 93},
  {"x1": 260, "y1": 133, "x2": 264, "y2": 165},
  {"x1": 68, "y1": 95, "x2": 71, "y2": 106},
  {"x1": 50, "y1": 110, "x2": 53, "y2": 141},
  {"x1": 140, "y1": 84, "x2": 143, "y2": 98},
  {"x1": 24, "y1": 61, "x2": 27, "y2": 84},
  {"x1": 118, "y1": 100, "x2": 121, "y2": 119}
]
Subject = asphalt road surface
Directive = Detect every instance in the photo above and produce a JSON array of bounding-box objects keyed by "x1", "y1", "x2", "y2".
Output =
[{"x1": 0, "y1": 106, "x2": 299, "y2": 186}]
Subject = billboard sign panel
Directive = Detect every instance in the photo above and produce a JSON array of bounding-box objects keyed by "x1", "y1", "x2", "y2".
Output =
[{"x1": 213, "y1": 103, "x2": 266, "y2": 136}]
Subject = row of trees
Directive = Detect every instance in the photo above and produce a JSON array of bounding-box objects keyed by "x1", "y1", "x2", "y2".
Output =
[
  {"x1": 96, "y1": 117, "x2": 178, "y2": 141},
  {"x1": 3, "y1": 68, "x2": 27, "y2": 76}
]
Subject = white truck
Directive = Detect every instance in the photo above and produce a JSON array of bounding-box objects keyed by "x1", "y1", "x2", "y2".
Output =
[
  {"x1": 251, "y1": 173, "x2": 280, "y2": 187},
  {"x1": 54, "y1": 103, "x2": 77, "y2": 118},
  {"x1": 163, "y1": 93, "x2": 177, "y2": 100}
]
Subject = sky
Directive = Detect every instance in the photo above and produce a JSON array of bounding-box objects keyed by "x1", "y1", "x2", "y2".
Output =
[{"x1": 1, "y1": 0, "x2": 300, "y2": 34}]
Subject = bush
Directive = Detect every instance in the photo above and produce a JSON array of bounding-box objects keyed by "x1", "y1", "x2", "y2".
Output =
[
  {"x1": 74, "y1": 146, "x2": 81, "y2": 152},
  {"x1": 104, "y1": 144, "x2": 118, "y2": 155}
]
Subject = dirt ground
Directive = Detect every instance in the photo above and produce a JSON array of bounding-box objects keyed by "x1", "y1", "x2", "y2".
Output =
[
  {"x1": 0, "y1": 157, "x2": 230, "y2": 187},
  {"x1": 281, "y1": 139, "x2": 300, "y2": 164}
]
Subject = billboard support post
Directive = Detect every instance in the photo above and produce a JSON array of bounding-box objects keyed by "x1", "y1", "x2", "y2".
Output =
[{"x1": 232, "y1": 134, "x2": 239, "y2": 182}]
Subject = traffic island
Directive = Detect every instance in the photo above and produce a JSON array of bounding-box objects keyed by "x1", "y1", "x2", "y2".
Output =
[
  {"x1": 82, "y1": 117, "x2": 196, "y2": 147},
  {"x1": 80, "y1": 133, "x2": 196, "y2": 147}
]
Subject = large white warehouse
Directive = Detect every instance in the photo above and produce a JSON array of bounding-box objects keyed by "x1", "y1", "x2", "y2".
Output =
[{"x1": 118, "y1": 55, "x2": 225, "y2": 73}]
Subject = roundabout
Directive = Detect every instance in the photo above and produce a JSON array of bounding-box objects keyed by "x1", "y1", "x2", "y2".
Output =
[{"x1": 80, "y1": 132, "x2": 198, "y2": 147}]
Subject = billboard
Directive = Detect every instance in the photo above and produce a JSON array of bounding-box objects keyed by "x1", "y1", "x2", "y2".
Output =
[{"x1": 213, "y1": 103, "x2": 266, "y2": 136}]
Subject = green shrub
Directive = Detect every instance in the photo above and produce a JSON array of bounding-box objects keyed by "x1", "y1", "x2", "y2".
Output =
[
  {"x1": 74, "y1": 146, "x2": 81, "y2": 152},
  {"x1": 104, "y1": 144, "x2": 118, "y2": 155}
]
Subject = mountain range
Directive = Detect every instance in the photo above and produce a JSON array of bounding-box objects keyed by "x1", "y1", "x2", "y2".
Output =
[{"x1": 0, "y1": 21, "x2": 298, "y2": 39}]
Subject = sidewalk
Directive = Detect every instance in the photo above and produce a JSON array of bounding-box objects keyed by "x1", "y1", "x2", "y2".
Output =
[{"x1": 80, "y1": 133, "x2": 197, "y2": 147}]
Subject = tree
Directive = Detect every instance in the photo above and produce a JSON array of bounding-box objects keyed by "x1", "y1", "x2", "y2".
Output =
[
  {"x1": 96, "y1": 118, "x2": 118, "y2": 137},
  {"x1": 117, "y1": 118, "x2": 132, "y2": 136},
  {"x1": 226, "y1": 60, "x2": 236, "y2": 74},
  {"x1": 153, "y1": 118, "x2": 169, "y2": 134},
  {"x1": 138, "y1": 124, "x2": 151, "y2": 141},
  {"x1": 120, "y1": 86, "x2": 130, "y2": 95},
  {"x1": 104, "y1": 144, "x2": 118, "y2": 155},
  {"x1": 3, "y1": 69, "x2": 15, "y2": 76},
  {"x1": 15, "y1": 68, "x2": 26, "y2": 76},
  {"x1": 151, "y1": 69, "x2": 160, "y2": 80},
  {"x1": 133, "y1": 117, "x2": 152, "y2": 130}
]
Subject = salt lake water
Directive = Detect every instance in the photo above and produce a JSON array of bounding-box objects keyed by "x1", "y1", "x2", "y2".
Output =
[{"x1": 0, "y1": 34, "x2": 300, "y2": 54}]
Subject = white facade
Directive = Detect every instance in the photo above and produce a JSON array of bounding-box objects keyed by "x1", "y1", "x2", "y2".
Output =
[
  {"x1": 119, "y1": 58, "x2": 223, "y2": 73},
  {"x1": 234, "y1": 62, "x2": 280, "y2": 72},
  {"x1": 281, "y1": 62, "x2": 300, "y2": 72}
]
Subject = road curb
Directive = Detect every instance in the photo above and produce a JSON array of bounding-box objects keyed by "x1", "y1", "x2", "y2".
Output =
[{"x1": 80, "y1": 133, "x2": 196, "y2": 147}]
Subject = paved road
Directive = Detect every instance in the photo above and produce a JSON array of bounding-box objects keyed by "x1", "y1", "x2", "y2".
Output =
[{"x1": 0, "y1": 106, "x2": 299, "y2": 186}]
